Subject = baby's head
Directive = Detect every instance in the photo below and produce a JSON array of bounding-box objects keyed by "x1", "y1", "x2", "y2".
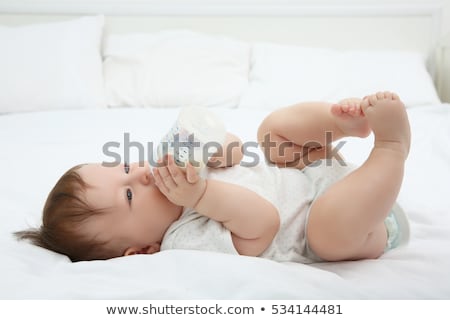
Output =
[{"x1": 15, "y1": 162, "x2": 182, "y2": 261}]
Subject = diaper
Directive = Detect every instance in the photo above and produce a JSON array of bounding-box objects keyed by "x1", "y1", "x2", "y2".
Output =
[{"x1": 384, "y1": 202, "x2": 410, "y2": 251}]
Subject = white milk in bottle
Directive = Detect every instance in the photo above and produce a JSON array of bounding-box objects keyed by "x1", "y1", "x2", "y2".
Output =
[{"x1": 156, "y1": 106, "x2": 226, "y2": 174}]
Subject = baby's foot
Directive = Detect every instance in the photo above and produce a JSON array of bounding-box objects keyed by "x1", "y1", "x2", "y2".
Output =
[
  {"x1": 361, "y1": 91, "x2": 411, "y2": 157},
  {"x1": 331, "y1": 98, "x2": 371, "y2": 138}
]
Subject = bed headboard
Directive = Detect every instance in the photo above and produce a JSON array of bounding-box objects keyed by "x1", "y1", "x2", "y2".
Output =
[{"x1": 0, "y1": 1, "x2": 447, "y2": 101}]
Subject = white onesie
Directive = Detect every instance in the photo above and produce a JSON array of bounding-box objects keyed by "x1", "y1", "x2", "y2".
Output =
[{"x1": 160, "y1": 159, "x2": 355, "y2": 263}]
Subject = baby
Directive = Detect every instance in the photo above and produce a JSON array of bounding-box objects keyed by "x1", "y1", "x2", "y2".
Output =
[{"x1": 16, "y1": 91, "x2": 411, "y2": 263}]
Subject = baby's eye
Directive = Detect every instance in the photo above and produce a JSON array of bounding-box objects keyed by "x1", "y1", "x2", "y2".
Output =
[
  {"x1": 124, "y1": 162, "x2": 130, "y2": 174},
  {"x1": 126, "y1": 188, "x2": 133, "y2": 204}
]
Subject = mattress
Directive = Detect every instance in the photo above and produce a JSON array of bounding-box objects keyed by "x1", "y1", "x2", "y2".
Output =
[{"x1": 1, "y1": 104, "x2": 450, "y2": 299}]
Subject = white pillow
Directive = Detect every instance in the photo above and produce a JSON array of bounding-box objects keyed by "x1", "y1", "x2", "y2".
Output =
[
  {"x1": 329, "y1": 50, "x2": 441, "y2": 106},
  {"x1": 104, "y1": 30, "x2": 250, "y2": 108},
  {"x1": 238, "y1": 43, "x2": 440, "y2": 110},
  {"x1": 0, "y1": 16, "x2": 105, "y2": 113},
  {"x1": 238, "y1": 43, "x2": 342, "y2": 110}
]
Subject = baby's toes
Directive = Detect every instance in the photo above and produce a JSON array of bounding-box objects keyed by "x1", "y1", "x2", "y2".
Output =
[
  {"x1": 341, "y1": 102, "x2": 351, "y2": 112},
  {"x1": 350, "y1": 103, "x2": 361, "y2": 116},
  {"x1": 361, "y1": 97, "x2": 371, "y2": 113},
  {"x1": 346, "y1": 104, "x2": 355, "y2": 115},
  {"x1": 376, "y1": 92, "x2": 385, "y2": 99},
  {"x1": 383, "y1": 91, "x2": 393, "y2": 100},
  {"x1": 367, "y1": 94, "x2": 378, "y2": 106},
  {"x1": 331, "y1": 103, "x2": 343, "y2": 116}
]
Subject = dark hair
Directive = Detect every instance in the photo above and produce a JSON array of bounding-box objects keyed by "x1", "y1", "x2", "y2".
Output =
[{"x1": 14, "y1": 164, "x2": 120, "y2": 262}]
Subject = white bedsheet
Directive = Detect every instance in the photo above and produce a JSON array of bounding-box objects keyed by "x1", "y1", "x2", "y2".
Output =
[{"x1": 1, "y1": 104, "x2": 449, "y2": 299}]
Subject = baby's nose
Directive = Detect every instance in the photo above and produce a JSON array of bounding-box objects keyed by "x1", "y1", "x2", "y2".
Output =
[
  {"x1": 136, "y1": 162, "x2": 152, "y2": 185},
  {"x1": 142, "y1": 170, "x2": 153, "y2": 185}
]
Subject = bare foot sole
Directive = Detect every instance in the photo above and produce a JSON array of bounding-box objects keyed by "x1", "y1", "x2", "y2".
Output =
[
  {"x1": 331, "y1": 99, "x2": 371, "y2": 138},
  {"x1": 361, "y1": 91, "x2": 411, "y2": 157}
]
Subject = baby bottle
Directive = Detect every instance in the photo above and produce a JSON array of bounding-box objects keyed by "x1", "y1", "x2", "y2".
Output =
[{"x1": 156, "y1": 106, "x2": 226, "y2": 174}]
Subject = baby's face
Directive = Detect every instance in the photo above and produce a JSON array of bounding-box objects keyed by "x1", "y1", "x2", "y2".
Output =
[{"x1": 77, "y1": 162, "x2": 182, "y2": 256}]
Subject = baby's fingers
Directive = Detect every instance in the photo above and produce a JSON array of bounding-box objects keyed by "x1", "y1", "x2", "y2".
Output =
[
  {"x1": 186, "y1": 163, "x2": 200, "y2": 184},
  {"x1": 166, "y1": 155, "x2": 188, "y2": 185},
  {"x1": 152, "y1": 168, "x2": 169, "y2": 195},
  {"x1": 154, "y1": 159, "x2": 177, "y2": 190}
]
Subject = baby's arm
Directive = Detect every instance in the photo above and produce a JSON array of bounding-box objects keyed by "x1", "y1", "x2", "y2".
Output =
[
  {"x1": 194, "y1": 179, "x2": 279, "y2": 256},
  {"x1": 207, "y1": 132, "x2": 243, "y2": 168},
  {"x1": 153, "y1": 155, "x2": 279, "y2": 256}
]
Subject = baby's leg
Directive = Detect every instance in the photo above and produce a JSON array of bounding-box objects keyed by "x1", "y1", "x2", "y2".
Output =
[
  {"x1": 306, "y1": 92, "x2": 411, "y2": 261},
  {"x1": 257, "y1": 99, "x2": 370, "y2": 168}
]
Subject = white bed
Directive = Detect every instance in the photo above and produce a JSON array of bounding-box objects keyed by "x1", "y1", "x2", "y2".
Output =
[{"x1": 1, "y1": 1, "x2": 450, "y2": 299}]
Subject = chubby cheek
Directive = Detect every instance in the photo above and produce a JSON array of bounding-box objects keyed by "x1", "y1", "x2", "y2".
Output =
[
  {"x1": 150, "y1": 185, "x2": 171, "y2": 204},
  {"x1": 135, "y1": 188, "x2": 164, "y2": 221},
  {"x1": 148, "y1": 188, "x2": 180, "y2": 219}
]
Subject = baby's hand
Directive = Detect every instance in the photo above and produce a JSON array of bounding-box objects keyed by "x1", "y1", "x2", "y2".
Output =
[{"x1": 152, "y1": 155, "x2": 207, "y2": 208}]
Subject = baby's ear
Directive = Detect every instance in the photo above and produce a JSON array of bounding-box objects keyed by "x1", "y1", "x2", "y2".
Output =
[
  {"x1": 144, "y1": 243, "x2": 161, "y2": 254},
  {"x1": 123, "y1": 243, "x2": 160, "y2": 256}
]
